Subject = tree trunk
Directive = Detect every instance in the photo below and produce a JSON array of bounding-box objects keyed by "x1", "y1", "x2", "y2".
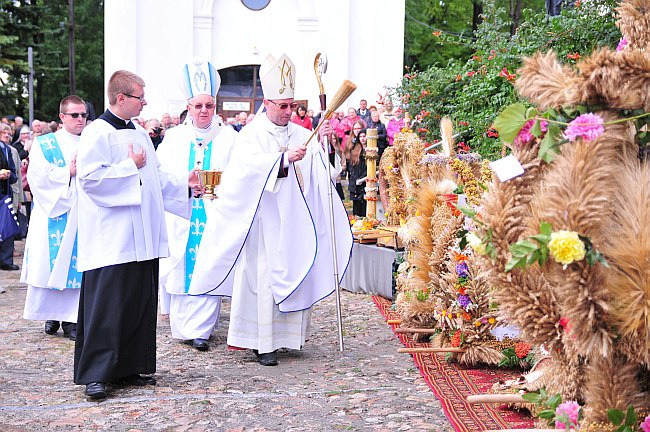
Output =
[
  {"x1": 472, "y1": 0, "x2": 483, "y2": 33},
  {"x1": 509, "y1": 0, "x2": 524, "y2": 35}
]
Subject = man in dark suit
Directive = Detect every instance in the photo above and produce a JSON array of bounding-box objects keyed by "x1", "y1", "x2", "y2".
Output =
[
  {"x1": 0, "y1": 125, "x2": 19, "y2": 271},
  {"x1": 357, "y1": 99, "x2": 372, "y2": 127}
]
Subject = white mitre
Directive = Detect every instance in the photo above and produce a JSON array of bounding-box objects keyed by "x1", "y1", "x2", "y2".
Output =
[
  {"x1": 179, "y1": 57, "x2": 221, "y2": 99},
  {"x1": 259, "y1": 53, "x2": 296, "y2": 99}
]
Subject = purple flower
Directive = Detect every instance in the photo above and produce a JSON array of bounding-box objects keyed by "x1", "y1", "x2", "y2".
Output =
[
  {"x1": 616, "y1": 38, "x2": 628, "y2": 52},
  {"x1": 456, "y1": 262, "x2": 469, "y2": 278},
  {"x1": 514, "y1": 119, "x2": 548, "y2": 147},
  {"x1": 641, "y1": 415, "x2": 650, "y2": 432},
  {"x1": 457, "y1": 294, "x2": 472, "y2": 309},
  {"x1": 564, "y1": 113, "x2": 604, "y2": 142},
  {"x1": 555, "y1": 401, "x2": 580, "y2": 430}
]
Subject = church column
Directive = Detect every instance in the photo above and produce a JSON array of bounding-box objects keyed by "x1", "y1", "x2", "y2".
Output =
[{"x1": 193, "y1": 0, "x2": 215, "y2": 58}]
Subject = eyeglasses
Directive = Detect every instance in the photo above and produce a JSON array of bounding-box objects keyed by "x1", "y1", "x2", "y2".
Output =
[
  {"x1": 268, "y1": 100, "x2": 298, "y2": 110},
  {"x1": 190, "y1": 103, "x2": 216, "y2": 110},
  {"x1": 122, "y1": 93, "x2": 146, "y2": 103},
  {"x1": 62, "y1": 112, "x2": 88, "y2": 119}
]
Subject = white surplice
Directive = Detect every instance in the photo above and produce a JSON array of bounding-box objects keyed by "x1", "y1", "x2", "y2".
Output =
[
  {"x1": 189, "y1": 114, "x2": 353, "y2": 353},
  {"x1": 156, "y1": 119, "x2": 237, "y2": 340},
  {"x1": 22, "y1": 129, "x2": 81, "y2": 322},
  {"x1": 75, "y1": 119, "x2": 187, "y2": 272}
]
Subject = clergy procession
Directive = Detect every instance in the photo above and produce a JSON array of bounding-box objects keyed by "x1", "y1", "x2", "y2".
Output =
[
  {"x1": 4, "y1": 0, "x2": 650, "y2": 429},
  {"x1": 12, "y1": 54, "x2": 353, "y2": 402}
]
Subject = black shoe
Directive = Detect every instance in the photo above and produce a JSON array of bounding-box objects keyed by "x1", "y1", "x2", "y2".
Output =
[
  {"x1": 0, "y1": 264, "x2": 19, "y2": 271},
  {"x1": 119, "y1": 374, "x2": 156, "y2": 386},
  {"x1": 62, "y1": 322, "x2": 76, "y2": 341},
  {"x1": 44, "y1": 320, "x2": 60, "y2": 335},
  {"x1": 85, "y1": 382, "x2": 107, "y2": 400},
  {"x1": 192, "y1": 338, "x2": 209, "y2": 351},
  {"x1": 255, "y1": 350, "x2": 278, "y2": 366}
]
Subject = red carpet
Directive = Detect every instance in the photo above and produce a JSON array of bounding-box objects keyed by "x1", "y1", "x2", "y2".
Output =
[{"x1": 373, "y1": 295, "x2": 534, "y2": 432}]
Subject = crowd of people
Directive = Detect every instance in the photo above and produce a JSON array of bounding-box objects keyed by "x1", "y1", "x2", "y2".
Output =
[{"x1": 0, "y1": 53, "x2": 363, "y2": 401}]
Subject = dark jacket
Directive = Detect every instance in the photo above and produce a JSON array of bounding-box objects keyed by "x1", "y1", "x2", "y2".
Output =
[
  {"x1": 347, "y1": 146, "x2": 367, "y2": 202},
  {"x1": 0, "y1": 143, "x2": 18, "y2": 196}
]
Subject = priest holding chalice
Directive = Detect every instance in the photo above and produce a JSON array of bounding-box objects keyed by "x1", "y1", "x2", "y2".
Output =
[{"x1": 156, "y1": 57, "x2": 238, "y2": 352}]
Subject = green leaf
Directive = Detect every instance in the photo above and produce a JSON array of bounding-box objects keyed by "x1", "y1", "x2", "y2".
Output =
[
  {"x1": 494, "y1": 103, "x2": 528, "y2": 144},
  {"x1": 539, "y1": 388, "x2": 548, "y2": 400},
  {"x1": 539, "y1": 221, "x2": 553, "y2": 235},
  {"x1": 624, "y1": 405, "x2": 637, "y2": 426},
  {"x1": 538, "y1": 409, "x2": 556, "y2": 420},
  {"x1": 539, "y1": 130, "x2": 564, "y2": 163},
  {"x1": 505, "y1": 256, "x2": 526, "y2": 272},
  {"x1": 525, "y1": 107, "x2": 538, "y2": 118},
  {"x1": 530, "y1": 233, "x2": 551, "y2": 244},
  {"x1": 547, "y1": 393, "x2": 562, "y2": 409},
  {"x1": 530, "y1": 119, "x2": 543, "y2": 138},
  {"x1": 455, "y1": 204, "x2": 477, "y2": 219},
  {"x1": 607, "y1": 409, "x2": 625, "y2": 426},
  {"x1": 521, "y1": 392, "x2": 542, "y2": 403}
]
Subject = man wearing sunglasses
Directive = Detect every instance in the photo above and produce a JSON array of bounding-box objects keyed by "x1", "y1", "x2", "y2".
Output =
[
  {"x1": 157, "y1": 58, "x2": 237, "y2": 352},
  {"x1": 73, "y1": 70, "x2": 201, "y2": 400},
  {"x1": 189, "y1": 53, "x2": 352, "y2": 366},
  {"x1": 21, "y1": 95, "x2": 88, "y2": 342}
]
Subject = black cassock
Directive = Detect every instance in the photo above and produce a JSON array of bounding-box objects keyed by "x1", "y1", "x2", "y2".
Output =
[{"x1": 74, "y1": 259, "x2": 159, "y2": 384}]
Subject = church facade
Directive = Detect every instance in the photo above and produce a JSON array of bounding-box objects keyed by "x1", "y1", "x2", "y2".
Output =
[{"x1": 105, "y1": 0, "x2": 405, "y2": 119}]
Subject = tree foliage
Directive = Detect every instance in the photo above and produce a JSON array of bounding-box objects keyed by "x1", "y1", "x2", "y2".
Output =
[
  {"x1": 405, "y1": 0, "x2": 546, "y2": 69},
  {"x1": 0, "y1": 0, "x2": 104, "y2": 122},
  {"x1": 395, "y1": 0, "x2": 620, "y2": 160}
]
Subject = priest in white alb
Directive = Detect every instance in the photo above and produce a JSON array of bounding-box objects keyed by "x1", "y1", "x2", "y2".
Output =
[
  {"x1": 74, "y1": 70, "x2": 199, "y2": 400},
  {"x1": 157, "y1": 58, "x2": 237, "y2": 351},
  {"x1": 189, "y1": 53, "x2": 353, "y2": 366},
  {"x1": 22, "y1": 95, "x2": 88, "y2": 341}
]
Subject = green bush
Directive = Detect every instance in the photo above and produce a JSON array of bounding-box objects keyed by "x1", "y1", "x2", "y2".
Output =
[{"x1": 391, "y1": 0, "x2": 620, "y2": 160}]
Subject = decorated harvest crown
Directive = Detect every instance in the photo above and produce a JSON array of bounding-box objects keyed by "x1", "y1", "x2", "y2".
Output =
[
  {"x1": 179, "y1": 57, "x2": 221, "y2": 100},
  {"x1": 260, "y1": 53, "x2": 295, "y2": 100}
]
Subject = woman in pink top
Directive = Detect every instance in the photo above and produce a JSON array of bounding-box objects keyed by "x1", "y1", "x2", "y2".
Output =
[
  {"x1": 386, "y1": 108, "x2": 404, "y2": 146},
  {"x1": 291, "y1": 104, "x2": 313, "y2": 130}
]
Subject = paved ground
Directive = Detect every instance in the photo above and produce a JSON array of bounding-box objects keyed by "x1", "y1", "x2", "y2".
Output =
[{"x1": 0, "y1": 239, "x2": 454, "y2": 431}]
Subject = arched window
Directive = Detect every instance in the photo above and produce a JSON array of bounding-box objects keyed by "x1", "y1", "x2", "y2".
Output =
[{"x1": 217, "y1": 65, "x2": 263, "y2": 120}]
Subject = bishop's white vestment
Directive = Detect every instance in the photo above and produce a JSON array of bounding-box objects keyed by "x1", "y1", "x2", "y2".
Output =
[
  {"x1": 157, "y1": 119, "x2": 237, "y2": 340},
  {"x1": 22, "y1": 129, "x2": 82, "y2": 323},
  {"x1": 189, "y1": 114, "x2": 353, "y2": 354}
]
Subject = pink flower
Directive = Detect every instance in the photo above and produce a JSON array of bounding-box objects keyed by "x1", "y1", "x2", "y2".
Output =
[
  {"x1": 555, "y1": 401, "x2": 581, "y2": 430},
  {"x1": 564, "y1": 113, "x2": 604, "y2": 142},
  {"x1": 616, "y1": 38, "x2": 628, "y2": 52},
  {"x1": 514, "y1": 119, "x2": 548, "y2": 147},
  {"x1": 641, "y1": 415, "x2": 650, "y2": 432}
]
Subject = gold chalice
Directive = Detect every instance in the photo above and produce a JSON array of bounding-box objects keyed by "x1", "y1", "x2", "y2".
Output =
[{"x1": 198, "y1": 169, "x2": 223, "y2": 199}]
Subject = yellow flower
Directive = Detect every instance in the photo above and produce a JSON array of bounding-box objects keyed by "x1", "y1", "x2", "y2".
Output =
[
  {"x1": 488, "y1": 317, "x2": 495, "y2": 324},
  {"x1": 466, "y1": 232, "x2": 487, "y2": 255},
  {"x1": 548, "y1": 230, "x2": 586, "y2": 265},
  {"x1": 474, "y1": 321, "x2": 481, "y2": 327}
]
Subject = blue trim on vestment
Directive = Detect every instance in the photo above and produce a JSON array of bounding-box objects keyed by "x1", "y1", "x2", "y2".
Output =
[{"x1": 189, "y1": 153, "x2": 291, "y2": 296}]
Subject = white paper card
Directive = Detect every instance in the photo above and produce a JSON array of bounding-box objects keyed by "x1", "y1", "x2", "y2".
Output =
[{"x1": 489, "y1": 155, "x2": 524, "y2": 182}]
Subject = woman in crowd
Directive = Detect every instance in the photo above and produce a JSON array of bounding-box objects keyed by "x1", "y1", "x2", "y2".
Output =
[
  {"x1": 291, "y1": 104, "x2": 312, "y2": 130},
  {"x1": 345, "y1": 127, "x2": 367, "y2": 217}
]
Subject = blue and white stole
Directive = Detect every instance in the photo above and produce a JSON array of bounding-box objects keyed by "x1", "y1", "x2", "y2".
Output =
[
  {"x1": 185, "y1": 137, "x2": 212, "y2": 292},
  {"x1": 38, "y1": 134, "x2": 82, "y2": 289}
]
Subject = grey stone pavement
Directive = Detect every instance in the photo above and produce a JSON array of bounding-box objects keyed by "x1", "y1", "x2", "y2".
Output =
[{"x1": 0, "y1": 239, "x2": 454, "y2": 432}]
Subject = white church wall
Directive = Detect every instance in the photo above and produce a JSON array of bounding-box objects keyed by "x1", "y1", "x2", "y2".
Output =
[{"x1": 104, "y1": 0, "x2": 404, "y2": 120}]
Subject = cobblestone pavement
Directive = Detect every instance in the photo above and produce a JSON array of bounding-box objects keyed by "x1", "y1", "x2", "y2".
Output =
[{"x1": 0, "y1": 239, "x2": 454, "y2": 431}]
